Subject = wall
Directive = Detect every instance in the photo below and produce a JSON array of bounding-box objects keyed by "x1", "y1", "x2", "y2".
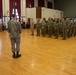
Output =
[
  {"x1": 21, "y1": 0, "x2": 26, "y2": 17},
  {"x1": 21, "y1": 0, "x2": 26, "y2": 22},
  {"x1": 26, "y1": 7, "x2": 63, "y2": 23},
  {"x1": 21, "y1": 0, "x2": 54, "y2": 21},
  {"x1": 44, "y1": 0, "x2": 47, "y2": 8},
  {"x1": 34, "y1": 0, "x2": 38, "y2": 7},
  {"x1": 2, "y1": 0, "x2": 9, "y2": 16},
  {"x1": 2, "y1": 0, "x2": 63, "y2": 24},
  {"x1": 2, "y1": 0, "x2": 55, "y2": 18},
  {"x1": 54, "y1": 0, "x2": 76, "y2": 17},
  {"x1": 26, "y1": 8, "x2": 36, "y2": 23},
  {"x1": 2, "y1": 0, "x2": 10, "y2": 28},
  {"x1": 42, "y1": 7, "x2": 63, "y2": 20}
]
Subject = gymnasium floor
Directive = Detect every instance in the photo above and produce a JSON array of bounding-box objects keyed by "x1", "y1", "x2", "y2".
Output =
[{"x1": 0, "y1": 29, "x2": 76, "y2": 75}]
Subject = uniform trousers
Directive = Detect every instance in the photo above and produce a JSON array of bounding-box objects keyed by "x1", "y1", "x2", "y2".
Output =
[{"x1": 10, "y1": 37, "x2": 20, "y2": 53}]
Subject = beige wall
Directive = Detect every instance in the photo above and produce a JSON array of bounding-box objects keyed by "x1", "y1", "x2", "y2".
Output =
[
  {"x1": 21, "y1": 0, "x2": 26, "y2": 17},
  {"x1": 2, "y1": 0, "x2": 55, "y2": 17},
  {"x1": 44, "y1": 0, "x2": 47, "y2": 8},
  {"x1": 2, "y1": 0, "x2": 62, "y2": 24},
  {"x1": 26, "y1": 7, "x2": 63, "y2": 23},
  {"x1": 42, "y1": 8, "x2": 63, "y2": 20},
  {"x1": 34, "y1": 0, "x2": 38, "y2": 7},
  {"x1": 2, "y1": 0, "x2": 9, "y2": 16},
  {"x1": 2, "y1": 0, "x2": 10, "y2": 28},
  {"x1": 26, "y1": 8, "x2": 36, "y2": 23},
  {"x1": 21, "y1": 0, "x2": 26, "y2": 22}
]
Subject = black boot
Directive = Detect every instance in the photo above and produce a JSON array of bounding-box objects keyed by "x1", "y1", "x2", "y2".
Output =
[
  {"x1": 16, "y1": 52, "x2": 21, "y2": 58},
  {"x1": 13, "y1": 52, "x2": 15, "y2": 58}
]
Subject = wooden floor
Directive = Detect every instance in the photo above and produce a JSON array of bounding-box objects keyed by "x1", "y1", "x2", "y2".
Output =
[{"x1": 0, "y1": 29, "x2": 76, "y2": 75}]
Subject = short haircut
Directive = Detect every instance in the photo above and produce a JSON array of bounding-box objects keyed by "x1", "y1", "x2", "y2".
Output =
[{"x1": 12, "y1": 14, "x2": 16, "y2": 18}]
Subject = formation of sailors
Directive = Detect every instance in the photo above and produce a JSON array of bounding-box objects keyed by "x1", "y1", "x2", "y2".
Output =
[{"x1": 36, "y1": 17, "x2": 76, "y2": 40}]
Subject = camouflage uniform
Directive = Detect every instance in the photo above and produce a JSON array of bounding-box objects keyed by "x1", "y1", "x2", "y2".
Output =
[
  {"x1": 47, "y1": 20, "x2": 53, "y2": 37},
  {"x1": 52, "y1": 20, "x2": 56, "y2": 36},
  {"x1": 8, "y1": 20, "x2": 22, "y2": 53},
  {"x1": 59, "y1": 21, "x2": 63, "y2": 36},
  {"x1": 36, "y1": 20, "x2": 41, "y2": 36},
  {"x1": 41, "y1": 20, "x2": 46, "y2": 37},
  {"x1": 45, "y1": 23, "x2": 48, "y2": 35},
  {"x1": 54, "y1": 21, "x2": 59, "y2": 39},
  {"x1": 67, "y1": 21, "x2": 70, "y2": 37},
  {"x1": 62, "y1": 20, "x2": 67, "y2": 40},
  {"x1": 71, "y1": 21, "x2": 74, "y2": 36},
  {"x1": 73, "y1": 22, "x2": 76, "y2": 37}
]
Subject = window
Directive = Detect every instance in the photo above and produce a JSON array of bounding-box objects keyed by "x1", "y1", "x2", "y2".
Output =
[
  {"x1": 47, "y1": 2, "x2": 53, "y2": 9},
  {"x1": 12, "y1": 8, "x2": 19, "y2": 20}
]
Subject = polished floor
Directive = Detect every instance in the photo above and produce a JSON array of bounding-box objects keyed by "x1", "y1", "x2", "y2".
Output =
[{"x1": 0, "y1": 29, "x2": 76, "y2": 75}]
